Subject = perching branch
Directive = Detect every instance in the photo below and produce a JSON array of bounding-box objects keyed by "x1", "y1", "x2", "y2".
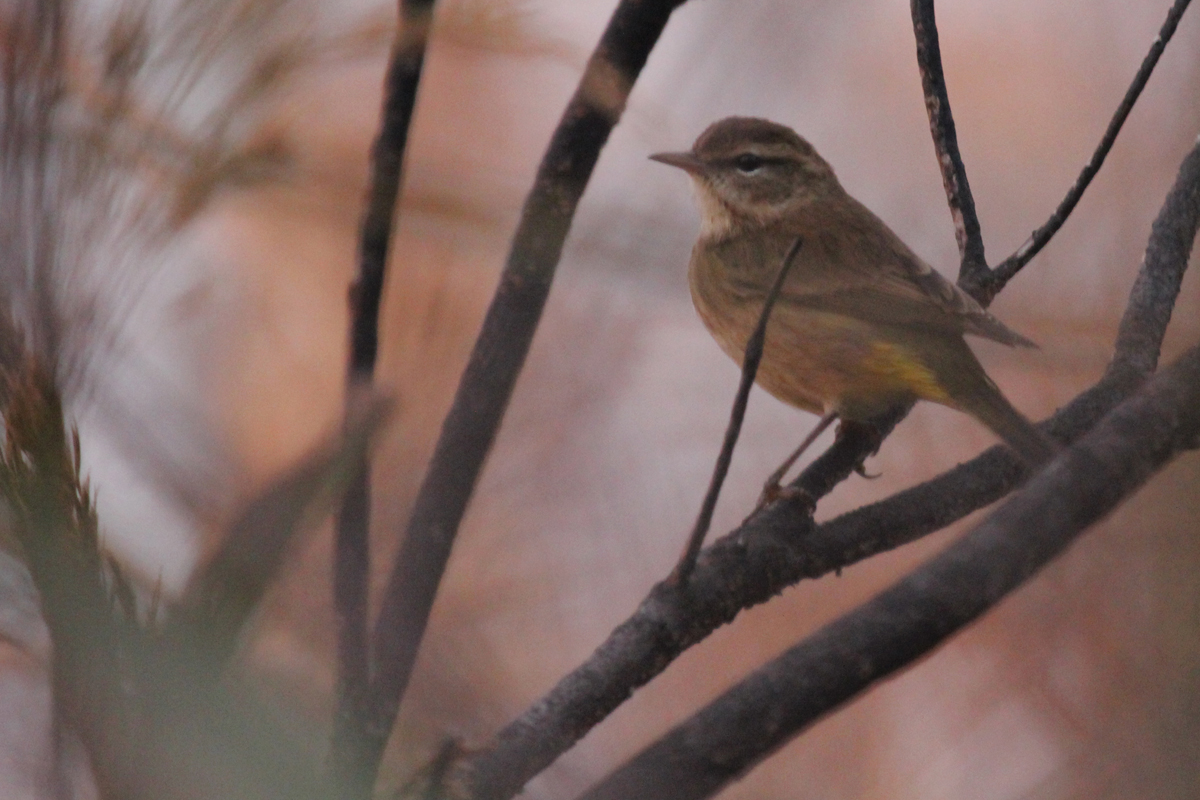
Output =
[
  {"x1": 570, "y1": 117, "x2": 1200, "y2": 800},
  {"x1": 910, "y1": 0, "x2": 988, "y2": 289},
  {"x1": 332, "y1": 0, "x2": 434, "y2": 792},
  {"x1": 578, "y1": 343, "x2": 1200, "y2": 800},
  {"x1": 459, "y1": 134, "x2": 1200, "y2": 800},
  {"x1": 673, "y1": 237, "x2": 803, "y2": 584},
  {"x1": 361, "y1": 0, "x2": 691, "y2": 790},
  {"x1": 989, "y1": 0, "x2": 1194, "y2": 296}
]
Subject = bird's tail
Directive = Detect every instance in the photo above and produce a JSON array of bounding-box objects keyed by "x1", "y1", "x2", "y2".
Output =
[{"x1": 957, "y1": 370, "x2": 1058, "y2": 468}]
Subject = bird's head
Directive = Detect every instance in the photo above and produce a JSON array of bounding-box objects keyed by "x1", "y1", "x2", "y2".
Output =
[{"x1": 651, "y1": 116, "x2": 840, "y2": 239}]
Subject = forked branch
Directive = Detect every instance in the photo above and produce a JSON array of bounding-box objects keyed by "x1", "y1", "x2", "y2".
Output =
[
  {"x1": 571, "y1": 119, "x2": 1200, "y2": 800},
  {"x1": 990, "y1": 0, "x2": 1194, "y2": 295},
  {"x1": 460, "y1": 134, "x2": 1200, "y2": 800},
  {"x1": 332, "y1": 0, "x2": 435, "y2": 793},
  {"x1": 578, "y1": 342, "x2": 1200, "y2": 800}
]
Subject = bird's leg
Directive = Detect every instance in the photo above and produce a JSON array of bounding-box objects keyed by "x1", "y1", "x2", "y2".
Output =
[{"x1": 756, "y1": 412, "x2": 837, "y2": 510}]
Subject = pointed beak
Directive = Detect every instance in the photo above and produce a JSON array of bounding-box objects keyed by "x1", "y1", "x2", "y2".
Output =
[{"x1": 649, "y1": 151, "x2": 704, "y2": 175}]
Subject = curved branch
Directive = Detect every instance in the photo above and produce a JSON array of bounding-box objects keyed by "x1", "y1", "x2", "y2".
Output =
[
  {"x1": 911, "y1": 0, "x2": 988, "y2": 291},
  {"x1": 988, "y1": 0, "x2": 1193, "y2": 296},
  {"x1": 578, "y1": 343, "x2": 1200, "y2": 800},
  {"x1": 363, "y1": 0, "x2": 691, "y2": 789},
  {"x1": 459, "y1": 136, "x2": 1200, "y2": 800}
]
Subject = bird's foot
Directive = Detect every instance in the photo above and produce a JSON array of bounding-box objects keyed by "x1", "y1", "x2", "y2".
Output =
[
  {"x1": 752, "y1": 481, "x2": 816, "y2": 518},
  {"x1": 854, "y1": 461, "x2": 881, "y2": 479}
]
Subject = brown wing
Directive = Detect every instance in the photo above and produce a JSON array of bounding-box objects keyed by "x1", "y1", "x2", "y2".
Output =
[{"x1": 752, "y1": 193, "x2": 1038, "y2": 348}]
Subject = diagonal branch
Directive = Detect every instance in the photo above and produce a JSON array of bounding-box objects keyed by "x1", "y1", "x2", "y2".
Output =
[
  {"x1": 459, "y1": 135, "x2": 1200, "y2": 800},
  {"x1": 361, "y1": 0, "x2": 691, "y2": 789},
  {"x1": 332, "y1": 0, "x2": 435, "y2": 793},
  {"x1": 911, "y1": 0, "x2": 988, "y2": 291},
  {"x1": 989, "y1": 0, "x2": 1194, "y2": 296},
  {"x1": 173, "y1": 398, "x2": 390, "y2": 674},
  {"x1": 577, "y1": 342, "x2": 1200, "y2": 800},
  {"x1": 674, "y1": 237, "x2": 803, "y2": 583}
]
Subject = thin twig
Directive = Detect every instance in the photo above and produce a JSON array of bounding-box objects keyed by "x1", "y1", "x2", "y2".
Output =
[
  {"x1": 911, "y1": 0, "x2": 988, "y2": 291},
  {"x1": 989, "y1": 0, "x2": 1194, "y2": 296},
  {"x1": 361, "y1": 0, "x2": 690, "y2": 790},
  {"x1": 458, "y1": 135, "x2": 1200, "y2": 800},
  {"x1": 332, "y1": 0, "x2": 434, "y2": 793},
  {"x1": 673, "y1": 237, "x2": 803, "y2": 584},
  {"x1": 577, "y1": 344, "x2": 1200, "y2": 800}
]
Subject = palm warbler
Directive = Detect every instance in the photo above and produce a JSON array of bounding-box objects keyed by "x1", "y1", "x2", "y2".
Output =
[{"x1": 651, "y1": 117, "x2": 1056, "y2": 480}]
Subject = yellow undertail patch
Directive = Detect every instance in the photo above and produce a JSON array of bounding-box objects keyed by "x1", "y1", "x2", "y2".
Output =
[{"x1": 862, "y1": 341, "x2": 952, "y2": 404}]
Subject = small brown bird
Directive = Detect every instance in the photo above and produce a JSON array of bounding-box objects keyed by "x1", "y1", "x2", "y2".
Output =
[{"x1": 651, "y1": 117, "x2": 1055, "y2": 487}]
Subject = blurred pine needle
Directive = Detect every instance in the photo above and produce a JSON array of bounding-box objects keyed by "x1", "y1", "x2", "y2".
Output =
[{"x1": 0, "y1": 328, "x2": 390, "y2": 797}]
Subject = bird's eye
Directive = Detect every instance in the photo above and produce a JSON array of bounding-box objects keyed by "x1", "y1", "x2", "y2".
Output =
[{"x1": 733, "y1": 153, "x2": 766, "y2": 173}]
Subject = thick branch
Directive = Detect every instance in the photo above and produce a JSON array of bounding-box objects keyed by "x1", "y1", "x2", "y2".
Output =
[
  {"x1": 460, "y1": 136, "x2": 1200, "y2": 800},
  {"x1": 333, "y1": 1, "x2": 434, "y2": 792},
  {"x1": 1110, "y1": 134, "x2": 1200, "y2": 377},
  {"x1": 911, "y1": 0, "x2": 988, "y2": 290},
  {"x1": 990, "y1": 0, "x2": 1194, "y2": 295},
  {"x1": 363, "y1": 0, "x2": 690, "y2": 788},
  {"x1": 580, "y1": 343, "x2": 1200, "y2": 800}
]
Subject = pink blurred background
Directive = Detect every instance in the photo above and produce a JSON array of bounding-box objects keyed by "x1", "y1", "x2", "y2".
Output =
[{"x1": 5, "y1": 0, "x2": 1200, "y2": 797}]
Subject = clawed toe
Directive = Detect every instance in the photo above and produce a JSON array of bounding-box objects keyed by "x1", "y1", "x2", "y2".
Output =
[
  {"x1": 854, "y1": 462, "x2": 881, "y2": 479},
  {"x1": 753, "y1": 481, "x2": 816, "y2": 516}
]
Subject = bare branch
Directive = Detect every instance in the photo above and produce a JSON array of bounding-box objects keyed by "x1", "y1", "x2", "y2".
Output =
[
  {"x1": 674, "y1": 237, "x2": 803, "y2": 584},
  {"x1": 332, "y1": 0, "x2": 434, "y2": 791},
  {"x1": 347, "y1": 1, "x2": 433, "y2": 382},
  {"x1": 458, "y1": 384, "x2": 1093, "y2": 800},
  {"x1": 1111, "y1": 132, "x2": 1200, "y2": 376},
  {"x1": 361, "y1": 0, "x2": 691, "y2": 789},
  {"x1": 459, "y1": 135, "x2": 1200, "y2": 800},
  {"x1": 579, "y1": 341, "x2": 1200, "y2": 800},
  {"x1": 990, "y1": 0, "x2": 1194, "y2": 296},
  {"x1": 910, "y1": 0, "x2": 988, "y2": 291}
]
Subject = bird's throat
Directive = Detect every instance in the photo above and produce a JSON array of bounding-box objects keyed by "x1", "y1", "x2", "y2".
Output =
[{"x1": 693, "y1": 183, "x2": 740, "y2": 241}]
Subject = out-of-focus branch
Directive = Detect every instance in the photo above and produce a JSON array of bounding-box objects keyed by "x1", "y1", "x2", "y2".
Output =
[
  {"x1": 0, "y1": 358, "x2": 348, "y2": 800},
  {"x1": 989, "y1": 0, "x2": 1194, "y2": 297},
  {"x1": 332, "y1": 0, "x2": 434, "y2": 793},
  {"x1": 459, "y1": 135, "x2": 1200, "y2": 800},
  {"x1": 578, "y1": 343, "x2": 1200, "y2": 800},
  {"x1": 910, "y1": 0, "x2": 987, "y2": 290},
  {"x1": 363, "y1": 0, "x2": 690, "y2": 790},
  {"x1": 171, "y1": 398, "x2": 390, "y2": 672},
  {"x1": 347, "y1": 0, "x2": 433, "y2": 382}
]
